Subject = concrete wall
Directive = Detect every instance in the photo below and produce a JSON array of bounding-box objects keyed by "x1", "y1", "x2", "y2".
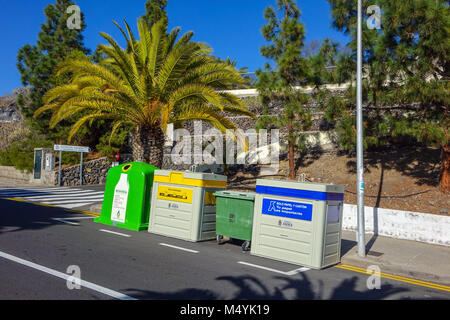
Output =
[
  {"x1": 0, "y1": 165, "x2": 55, "y2": 185},
  {"x1": 342, "y1": 204, "x2": 450, "y2": 246},
  {"x1": 222, "y1": 82, "x2": 351, "y2": 98}
]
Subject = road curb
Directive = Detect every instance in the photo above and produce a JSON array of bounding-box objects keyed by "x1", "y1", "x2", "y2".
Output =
[
  {"x1": 90, "y1": 203, "x2": 102, "y2": 214},
  {"x1": 340, "y1": 253, "x2": 450, "y2": 287}
]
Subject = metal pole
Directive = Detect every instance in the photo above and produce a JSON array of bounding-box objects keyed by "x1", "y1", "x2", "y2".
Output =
[
  {"x1": 80, "y1": 152, "x2": 83, "y2": 186},
  {"x1": 356, "y1": 0, "x2": 366, "y2": 257},
  {"x1": 58, "y1": 151, "x2": 62, "y2": 187}
]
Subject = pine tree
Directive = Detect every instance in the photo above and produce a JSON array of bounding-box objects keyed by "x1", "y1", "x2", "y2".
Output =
[
  {"x1": 256, "y1": 0, "x2": 312, "y2": 180},
  {"x1": 326, "y1": 0, "x2": 450, "y2": 193},
  {"x1": 16, "y1": 0, "x2": 89, "y2": 141},
  {"x1": 141, "y1": 0, "x2": 168, "y2": 30},
  {"x1": 307, "y1": 38, "x2": 340, "y2": 87}
]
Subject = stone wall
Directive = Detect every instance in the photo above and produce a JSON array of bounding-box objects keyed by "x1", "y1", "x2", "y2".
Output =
[
  {"x1": 55, "y1": 155, "x2": 133, "y2": 186},
  {"x1": 56, "y1": 157, "x2": 110, "y2": 186},
  {"x1": 158, "y1": 93, "x2": 343, "y2": 172}
]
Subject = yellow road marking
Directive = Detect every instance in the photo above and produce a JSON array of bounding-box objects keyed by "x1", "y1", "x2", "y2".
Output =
[
  {"x1": 336, "y1": 264, "x2": 450, "y2": 292},
  {"x1": 5, "y1": 198, "x2": 29, "y2": 202},
  {"x1": 66, "y1": 209, "x2": 100, "y2": 217},
  {"x1": 36, "y1": 203, "x2": 56, "y2": 208}
]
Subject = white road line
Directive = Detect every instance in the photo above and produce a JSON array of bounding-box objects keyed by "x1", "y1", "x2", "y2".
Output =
[
  {"x1": 29, "y1": 198, "x2": 104, "y2": 204},
  {"x1": 99, "y1": 229, "x2": 131, "y2": 238},
  {"x1": 33, "y1": 196, "x2": 104, "y2": 203},
  {"x1": 1, "y1": 188, "x2": 103, "y2": 209},
  {"x1": 10, "y1": 192, "x2": 100, "y2": 199},
  {"x1": 237, "y1": 261, "x2": 310, "y2": 276},
  {"x1": 0, "y1": 189, "x2": 84, "y2": 195},
  {"x1": 0, "y1": 250, "x2": 137, "y2": 300},
  {"x1": 0, "y1": 191, "x2": 59, "y2": 197},
  {"x1": 24, "y1": 191, "x2": 103, "y2": 199},
  {"x1": 51, "y1": 218, "x2": 80, "y2": 226},
  {"x1": 0, "y1": 187, "x2": 72, "y2": 192},
  {"x1": 286, "y1": 267, "x2": 311, "y2": 275},
  {"x1": 60, "y1": 203, "x2": 97, "y2": 209},
  {"x1": 159, "y1": 243, "x2": 199, "y2": 254}
]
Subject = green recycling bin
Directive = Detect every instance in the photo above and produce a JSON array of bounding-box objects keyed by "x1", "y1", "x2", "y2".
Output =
[
  {"x1": 95, "y1": 162, "x2": 158, "y2": 231},
  {"x1": 214, "y1": 191, "x2": 256, "y2": 251}
]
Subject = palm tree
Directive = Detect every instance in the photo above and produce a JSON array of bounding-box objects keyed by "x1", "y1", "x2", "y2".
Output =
[{"x1": 35, "y1": 18, "x2": 255, "y2": 167}]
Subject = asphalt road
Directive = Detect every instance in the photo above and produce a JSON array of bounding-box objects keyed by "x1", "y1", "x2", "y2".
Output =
[{"x1": 0, "y1": 198, "x2": 449, "y2": 300}]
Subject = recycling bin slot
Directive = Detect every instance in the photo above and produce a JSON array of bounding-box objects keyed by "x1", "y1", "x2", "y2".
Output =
[
  {"x1": 251, "y1": 179, "x2": 344, "y2": 269},
  {"x1": 148, "y1": 170, "x2": 227, "y2": 242},
  {"x1": 214, "y1": 191, "x2": 256, "y2": 251},
  {"x1": 95, "y1": 162, "x2": 158, "y2": 231}
]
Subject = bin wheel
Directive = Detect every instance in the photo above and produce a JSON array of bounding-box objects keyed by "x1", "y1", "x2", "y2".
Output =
[
  {"x1": 242, "y1": 241, "x2": 251, "y2": 252},
  {"x1": 217, "y1": 235, "x2": 224, "y2": 245}
]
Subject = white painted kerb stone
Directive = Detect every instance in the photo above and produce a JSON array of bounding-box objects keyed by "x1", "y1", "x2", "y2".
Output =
[{"x1": 342, "y1": 204, "x2": 450, "y2": 246}]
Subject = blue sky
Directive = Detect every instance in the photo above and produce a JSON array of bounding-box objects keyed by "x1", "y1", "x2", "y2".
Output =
[{"x1": 0, "y1": 0, "x2": 349, "y2": 95}]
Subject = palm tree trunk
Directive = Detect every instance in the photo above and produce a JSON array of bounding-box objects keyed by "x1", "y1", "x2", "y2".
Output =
[
  {"x1": 441, "y1": 144, "x2": 450, "y2": 194},
  {"x1": 132, "y1": 125, "x2": 165, "y2": 168}
]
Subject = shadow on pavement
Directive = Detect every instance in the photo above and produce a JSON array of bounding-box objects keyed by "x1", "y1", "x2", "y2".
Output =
[
  {"x1": 122, "y1": 272, "x2": 412, "y2": 300},
  {"x1": 0, "y1": 199, "x2": 77, "y2": 234},
  {"x1": 341, "y1": 238, "x2": 357, "y2": 256}
]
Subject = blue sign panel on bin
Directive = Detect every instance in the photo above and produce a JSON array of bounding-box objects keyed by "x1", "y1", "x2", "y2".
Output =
[{"x1": 261, "y1": 198, "x2": 313, "y2": 221}]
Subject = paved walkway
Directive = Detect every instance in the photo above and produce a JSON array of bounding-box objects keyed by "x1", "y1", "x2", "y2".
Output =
[
  {"x1": 341, "y1": 230, "x2": 450, "y2": 286},
  {"x1": 0, "y1": 179, "x2": 39, "y2": 188}
]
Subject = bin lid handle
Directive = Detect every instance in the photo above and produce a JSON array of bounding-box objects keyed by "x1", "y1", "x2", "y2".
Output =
[{"x1": 122, "y1": 164, "x2": 133, "y2": 173}]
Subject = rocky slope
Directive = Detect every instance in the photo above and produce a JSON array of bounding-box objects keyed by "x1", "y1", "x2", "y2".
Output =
[
  {"x1": 0, "y1": 88, "x2": 28, "y2": 149},
  {"x1": 0, "y1": 88, "x2": 25, "y2": 122}
]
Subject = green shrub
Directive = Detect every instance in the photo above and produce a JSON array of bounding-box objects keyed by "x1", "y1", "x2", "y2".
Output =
[
  {"x1": 96, "y1": 126, "x2": 132, "y2": 159},
  {"x1": 0, "y1": 135, "x2": 53, "y2": 172}
]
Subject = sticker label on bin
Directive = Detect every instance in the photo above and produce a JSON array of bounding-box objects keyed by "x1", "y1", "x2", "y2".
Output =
[
  {"x1": 111, "y1": 173, "x2": 129, "y2": 223},
  {"x1": 262, "y1": 198, "x2": 313, "y2": 221},
  {"x1": 157, "y1": 186, "x2": 193, "y2": 203}
]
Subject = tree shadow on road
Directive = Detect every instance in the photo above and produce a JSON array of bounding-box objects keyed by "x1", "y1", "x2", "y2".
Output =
[
  {"x1": 0, "y1": 198, "x2": 77, "y2": 234},
  {"x1": 121, "y1": 271, "x2": 413, "y2": 300}
]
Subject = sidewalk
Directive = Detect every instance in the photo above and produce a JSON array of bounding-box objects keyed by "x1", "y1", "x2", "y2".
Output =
[
  {"x1": 0, "y1": 178, "x2": 41, "y2": 188},
  {"x1": 341, "y1": 230, "x2": 450, "y2": 286}
]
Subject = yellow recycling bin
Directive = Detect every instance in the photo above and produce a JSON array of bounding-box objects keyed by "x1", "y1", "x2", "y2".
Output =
[{"x1": 148, "y1": 170, "x2": 227, "y2": 242}]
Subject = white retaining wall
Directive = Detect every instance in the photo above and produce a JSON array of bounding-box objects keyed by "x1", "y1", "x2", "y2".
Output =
[
  {"x1": 0, "y1": 165, "x2": 55, "y2": 185},
  {"x1": 342, "y1": 204, "x2": 450, "y2": 246}
]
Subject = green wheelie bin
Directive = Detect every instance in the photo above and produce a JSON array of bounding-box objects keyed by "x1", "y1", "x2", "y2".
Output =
[
  {"x1": 95, "y1": 162, "x2": 158, "y2": 231},
  {"x1": 214, "y1": 191, "x2": 256, "y2": 251}
]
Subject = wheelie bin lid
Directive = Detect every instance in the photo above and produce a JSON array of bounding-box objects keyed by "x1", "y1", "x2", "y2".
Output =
[
  {"x1": 214, "y1": 190, "x2": 256, "y2": 201},
  {"x1": 256, "y1": 179, "x2": 344, "y2": 201}
]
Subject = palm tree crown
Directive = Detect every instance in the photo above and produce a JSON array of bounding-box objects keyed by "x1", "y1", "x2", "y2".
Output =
[{"x1": 35, "y1": 18, "x2": 255, "y2": 167}]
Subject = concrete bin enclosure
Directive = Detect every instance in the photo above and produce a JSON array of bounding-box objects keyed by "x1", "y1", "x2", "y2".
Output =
[
  {"x1": 250, "y1": 179, "x2": 345, "y2": 269},
  {"x1": 148, "y1": 170, "x2": 227, "y2": 242}
]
